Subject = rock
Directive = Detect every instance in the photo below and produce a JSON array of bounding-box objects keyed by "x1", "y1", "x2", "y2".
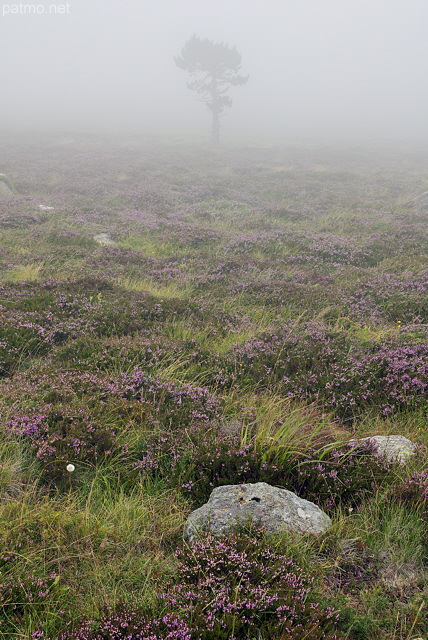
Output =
[
  {"x1": 413, "y1": 191, "x2": 428, "y2": 213},
  {"x1": 93, "y1": 232, "x2": 115, "y2": 245},
  {"x1": 184, "y1": 482, "x2": 332, "y2": 542},
  {"x1": 38, "y1": 204, "x2": 55, "y2": 211},
  {"x1": 350, "y1": 435, "x2": 417, "y2": 464}
]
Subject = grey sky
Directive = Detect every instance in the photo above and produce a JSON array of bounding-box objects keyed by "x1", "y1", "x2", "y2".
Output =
[{"x1": 1, "y1": 0, "x2": 428, "y2": 140}]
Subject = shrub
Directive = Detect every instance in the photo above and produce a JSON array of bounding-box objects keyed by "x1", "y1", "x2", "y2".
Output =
[
  {"x1": 131, "y1": 425, "x2": 396, "y2": 512},
  {"x1": 225, "y1": 328, "x2": 428, "y2": 421},
  {"x1": 44, "y1": 605, "x2": 193, "y2": 640},
  {"x1": 161, "y1": 527, "x2": 342, "y2": 640},
  {"x1": 0, "y1": 572, "x2": 58, "y2": 631},
  {"x1": 107, "y1": 369, "x2": 221, "y2": 429},
  {"x1": 394, "y1": 469, "x2": 428, "y2": 524},
  {"x1": 48, "y1": 526, "x2": 342, "y2": 640},
  {"x1": 53, "y1": 334, "x2": 174, "y2": 373},
  {"x1": 0, "y1": 537, "x2": 60, "y2": 633},
  {"x1": 7, "y1": 408, "x2": 117, "y2": 482},
  {"x1": 0, "y1": 320, "x2": 51, "y2": 376},
  {"x1": 283, "y1": 440, "x2": 397, "y2": 510},
  {"x1": 178, "y1": 435, "x2": 397, "y2": 511}
]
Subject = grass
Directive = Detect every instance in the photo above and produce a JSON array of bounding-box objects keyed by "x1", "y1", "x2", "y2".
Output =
[
  {"x1": 118, "y1": 234, "x2": 177, "y2": 257},
  {"x1": 3, "y1": 262, "x2": 45, "y2": 282},
  {"x1": 0, "y1": 474, "x2": 187, "y2": 634},
  {"x1": 0, "y1": 132, "x2": 427, "y2": 639},
  {"x1": 117, "y1": 275, "x2": 194, "y2": 299},
  {"x1": 227, "y1": 392, "x2": 347, "y2": 458},
  {"x1": 355, "y1": 409, "x2": 428, "y2": 446}
]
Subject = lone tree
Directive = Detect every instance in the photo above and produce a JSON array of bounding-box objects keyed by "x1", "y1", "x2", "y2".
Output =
[{"x1": 175, "y1": 35, "x2": 248, "y2": 144}]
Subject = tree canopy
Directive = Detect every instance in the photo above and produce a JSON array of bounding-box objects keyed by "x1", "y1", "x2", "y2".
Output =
[{"x1": 175, "y1": 35, "x2": 248, "y2": 143}]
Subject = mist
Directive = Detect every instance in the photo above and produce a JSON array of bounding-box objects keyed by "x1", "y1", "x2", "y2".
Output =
[{"x1": 1, "y1": 0, "x2": 428, "y2": 142}]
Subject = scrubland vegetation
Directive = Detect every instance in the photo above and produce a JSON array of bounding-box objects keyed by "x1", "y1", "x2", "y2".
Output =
[{"x1": 0, "y1": 133, "x2": 427, "y2": 639}]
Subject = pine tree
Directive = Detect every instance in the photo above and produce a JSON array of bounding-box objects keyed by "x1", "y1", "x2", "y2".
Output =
[{"x1": 175, "y1": 35, "x2": 248, "y2": 144}]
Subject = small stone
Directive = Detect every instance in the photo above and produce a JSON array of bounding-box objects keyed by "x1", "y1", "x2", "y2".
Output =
[
  {"x1": 349, "y1": 435, "x2": 417, "y2": 464},
  {"x1": 93, "y1": 232, "x2": 115, "y2": 245}
]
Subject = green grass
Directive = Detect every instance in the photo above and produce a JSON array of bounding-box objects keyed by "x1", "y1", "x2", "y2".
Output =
[
  {"x1": 118, "y1": 234, "x2": 176, "y2": 257},
  {"x1": 3, "y1": 263, "x2": 45, "y2": 282},
  {"x1": 117, "y1": 275, "x2": 194, "y2": 299}
]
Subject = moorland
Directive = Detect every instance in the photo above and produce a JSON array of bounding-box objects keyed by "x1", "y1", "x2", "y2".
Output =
[{"x1": 0, "y1": 132, "x2": 427, "y2": 639}]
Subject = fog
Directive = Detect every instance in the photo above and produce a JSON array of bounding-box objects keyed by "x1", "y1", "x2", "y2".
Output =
[{"x1": 1, "y1": 0, "x2": 428, "y2": 142}]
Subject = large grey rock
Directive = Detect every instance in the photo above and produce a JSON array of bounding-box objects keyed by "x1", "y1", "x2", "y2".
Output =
[
  {"x1": 413, "y1": 191, "x2": 428, "y2": 213},
  {"x1": 184, "y1": 482, "x2": 331, "y2": 542},
  {"x1": 350, "y1": 435, "x2": 417, "y2": 464}
]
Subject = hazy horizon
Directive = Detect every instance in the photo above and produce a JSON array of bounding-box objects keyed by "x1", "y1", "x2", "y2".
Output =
[{"x1": 1, "y1": 0, "x2": 428, "y2": 143}]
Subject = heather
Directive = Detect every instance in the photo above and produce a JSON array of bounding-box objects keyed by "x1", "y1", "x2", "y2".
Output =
[
  {"x1": 0, "y1": 132, "x2": 427, "y2": 639},
  {"x1": 51, "y1": 527, "x2": 342, "y2": 640}
]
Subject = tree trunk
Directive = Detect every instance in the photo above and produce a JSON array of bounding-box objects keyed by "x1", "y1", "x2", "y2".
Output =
[
  {"x1": 210, "y1": 76, "x2": 220, "y2": 144},
  {"x1": 211, "y1": 109, "x2": 220, "y2": 144}
]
